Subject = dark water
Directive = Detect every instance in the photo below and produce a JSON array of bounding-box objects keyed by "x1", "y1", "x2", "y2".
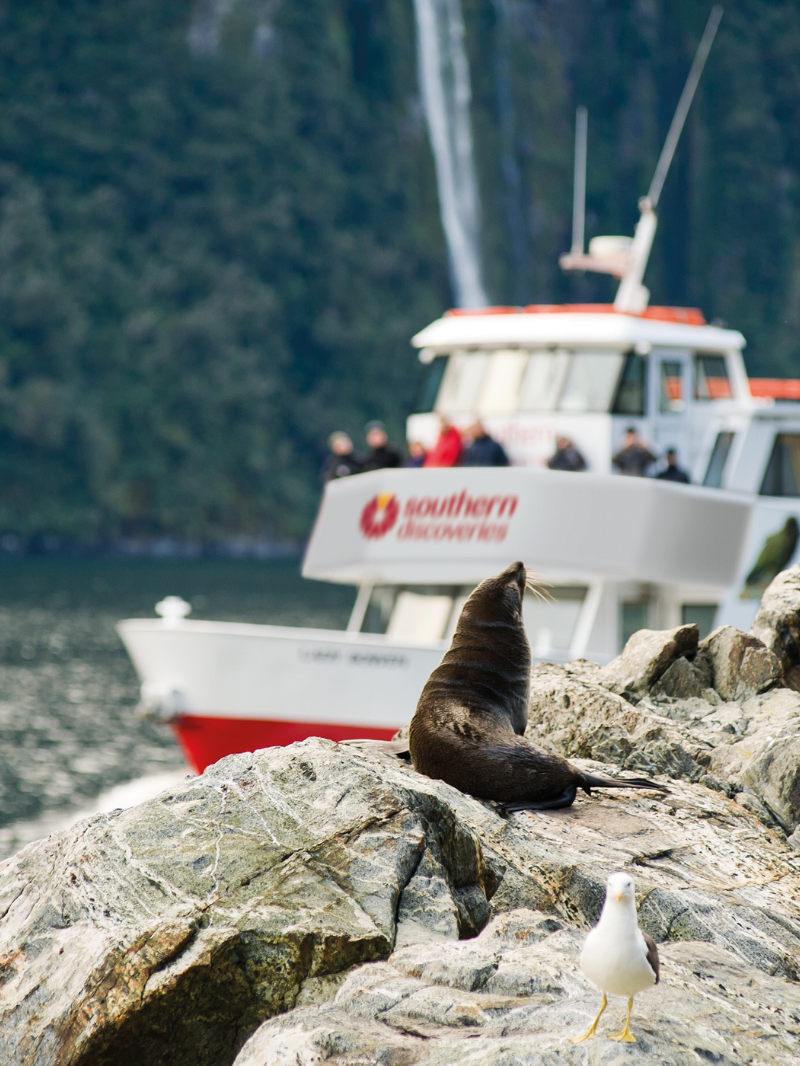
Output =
[{"x1": 0, "y1": 558, "x2": 354, "y2": 839}]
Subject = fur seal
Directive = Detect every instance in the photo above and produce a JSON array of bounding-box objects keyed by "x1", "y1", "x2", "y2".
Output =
[{"x1": 408, "y1": 561, "x2": 665, "y2": 810}]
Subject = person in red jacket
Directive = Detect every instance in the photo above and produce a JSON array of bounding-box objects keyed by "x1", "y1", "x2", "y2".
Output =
[{"x1": 424, "y1": 418, "x2": 462, "y2": 467}]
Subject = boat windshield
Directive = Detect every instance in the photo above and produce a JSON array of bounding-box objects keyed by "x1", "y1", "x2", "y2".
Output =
[
  {"x1": 431, "y1": 348, "x2": 632, "y2": 415},
  {"x1": 360, "y1": 583, "x2": 591, "y2": 658},
  {"x1": 415, "y1": 355, "x2": 449, "y2": 413},
  {"x1": 559, "y1": 351, "x2": 624, "y2": 412}
]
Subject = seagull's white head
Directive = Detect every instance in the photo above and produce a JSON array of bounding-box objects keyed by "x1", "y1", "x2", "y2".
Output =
[{"x1": 606, "y1": 871, "x2": 635, "y2": 905}]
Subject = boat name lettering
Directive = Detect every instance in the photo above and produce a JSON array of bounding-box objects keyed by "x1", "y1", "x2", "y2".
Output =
[
  {"x1": 298, "y1": 648, "x2": 341, "y2": 662},
  {"x1": 397, "y1": 519, "x2": 508, "y2": 543},
  {"x1": 348, "y1": 652, "x2": 409, "y2": 668},
  {"x1": 403, "y1": 491, "x2": 517, "y2": 519}
]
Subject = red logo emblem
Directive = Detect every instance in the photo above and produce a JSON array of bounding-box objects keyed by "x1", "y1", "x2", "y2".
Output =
[{"x1": 360, "y1": 493, "x2": 400, "y2": 539}]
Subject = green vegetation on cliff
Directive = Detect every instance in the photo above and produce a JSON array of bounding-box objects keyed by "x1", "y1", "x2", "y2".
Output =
[{"x1": 0, "y1": 1, "x2": 798, "y2": 542}]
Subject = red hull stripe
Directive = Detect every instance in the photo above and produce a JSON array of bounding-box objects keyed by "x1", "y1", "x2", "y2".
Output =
[{"x1": 171, "y1": 714, "x2": 398, "y2": 774}]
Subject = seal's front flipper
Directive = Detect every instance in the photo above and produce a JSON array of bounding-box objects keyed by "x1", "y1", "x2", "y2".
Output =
[{"x1": 503, "y1": 784, "x2": 578, "y2": 812}]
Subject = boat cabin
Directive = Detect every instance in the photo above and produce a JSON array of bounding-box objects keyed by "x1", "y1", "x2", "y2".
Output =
[{"x1": 304, "y1": 304, "x2": 800, "y2": 664}]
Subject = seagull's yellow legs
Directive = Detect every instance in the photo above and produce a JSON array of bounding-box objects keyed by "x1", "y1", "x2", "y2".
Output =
[
  {"x1": 608, "y1": 996, "x2": 637, "y2": 1042},
  {"x1": 571, "y1": 993, "x2": 607, "y2": 1043}
]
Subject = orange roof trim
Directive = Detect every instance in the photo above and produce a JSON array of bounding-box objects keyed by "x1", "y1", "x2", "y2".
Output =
[
  {"x1": 444, "y1": 304, "x2": 707, "y2": 325},
  {"x1": 749, "y1": 379, "x2": 800, "y2": 401}
]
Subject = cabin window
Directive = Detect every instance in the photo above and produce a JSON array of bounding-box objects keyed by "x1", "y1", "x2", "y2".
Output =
[
  {"x1": 415, "y1": 355, "x2": 449, "y2": 413},
  {"x1": 360, "y1": 586, "x2": 398, "y2": 634},
  {"x1": 659, "y1": 361, "x2": 685, "y2": 413},
  {"x1": 559, "y1": 351, "x2": 625, "y2": 412},
  {"x1": 695, "y1": 354, "x2": 732, "y2": 400},
  {"x1": 436, "y1": 351, "x2": 489, "y2": 412},
  {"x1": 611, "y1": 353, "x2": 647, "y2": 416},
  {"x1": 760, "y1": 434, "x2": 800, "y2": 497},
  {"x1": 478, "y1": 350, "x2": 529, "y2": 414},
  {"x1": 518, "y1": 351, "x2": 569, "y2": 411},
  {"x1": 386, "y1": 592, "x2": 455, "y2": 641},
  {"x1": 523, "y1": 585, "x2": 588, "y2": 658},
  {"x1": 362, "y1": 585, "x2": 461, "y2": 640},
  {"x1": 620, "y1": 601, "x2": 649, "y2": 650},
  {"x1": 703, "y1": 431, "x2": 734, "y2": 488},
  {"x1": 681, "y1": 603, "x2": 717, "y2": 640}
]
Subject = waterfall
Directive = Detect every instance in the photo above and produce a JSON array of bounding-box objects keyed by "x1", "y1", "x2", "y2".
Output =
[{"x1": 413, "y1": 0, "x2": 489, "y2": 308}]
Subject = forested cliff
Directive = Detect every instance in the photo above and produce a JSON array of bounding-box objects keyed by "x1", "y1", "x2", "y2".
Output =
[{"x1": 0, "y1": 0, "x2": 798, "y2": 544}]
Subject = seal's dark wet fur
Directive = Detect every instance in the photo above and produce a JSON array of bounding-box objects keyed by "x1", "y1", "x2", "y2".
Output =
[{"x1": 409, "y1": 561, "x2": 664, "y2": 810}]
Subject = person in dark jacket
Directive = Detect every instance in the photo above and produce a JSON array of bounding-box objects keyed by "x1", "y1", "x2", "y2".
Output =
[
  {"x1": 460, "y1": 421, "x2": 510, "y2": 466},
  {"x1": 612, "y1": 427, "x2": 656, "y2": 477},
  {"x1": 321, "y1": 431, "x2": 362, "y2": 483},
  {"x1": 656, "y1": 448, "x2": 690, "y2": 484},
  {"x1": 362, "y1": 421, "x2": 402, "y2": 471},
  {"x1": 547, "y1": 436, "x2": 587, "y2": 472}
]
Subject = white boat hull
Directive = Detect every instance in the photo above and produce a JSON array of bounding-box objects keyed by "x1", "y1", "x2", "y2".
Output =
[{"x1": 116, "y1": 618, "x2": 443, "y2": 771}]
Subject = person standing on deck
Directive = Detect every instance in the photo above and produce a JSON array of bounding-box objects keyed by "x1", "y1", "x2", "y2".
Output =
[
  {"x1": 424, "y1": 417, "x2": 462, "y2": 467},
  {"x1": 321, "y1": 432, "x2": 362, "y2": 482},
  {"x1": 612, "y1": 427, "x2": 656, "y2": 477},
  {"x1": 460, "y1": 421, "x2": 509, "y2": 466},
  {"x1": 404, "y1": 441, "x2": 427, "y2": 467},
  {"x1": 656, "y1": 448, "x2": 690, "y2": 484},
  {"x1": 547, "y1": 436, "x2": 587, "y2": 472},
  {"x1": 361, "y1": 421, "x2": 402, "y2": 471}
]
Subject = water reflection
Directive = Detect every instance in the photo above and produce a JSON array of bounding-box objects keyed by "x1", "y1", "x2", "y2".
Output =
[{"x1": 0, "y1": 558, "x2": 353, "y2": 857}]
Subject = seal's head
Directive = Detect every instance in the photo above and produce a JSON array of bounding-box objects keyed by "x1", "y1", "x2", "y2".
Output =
[{"x1": 463, "y1": 560, "x2": 527, "y2": 626}]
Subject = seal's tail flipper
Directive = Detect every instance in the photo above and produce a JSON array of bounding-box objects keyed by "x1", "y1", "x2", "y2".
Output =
[
  {"x1": 503, "y1": 784, "x2": 578, "y2": 813},
  {"x1": 579, "y1": 773, "x2": 669, "y2": 795}
]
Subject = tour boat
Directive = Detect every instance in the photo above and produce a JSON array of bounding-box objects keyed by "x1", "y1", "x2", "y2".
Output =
[
  {"x1": 117, "y1": 15, "x2": 800, "y2": 773},
  {"x1": 117, "y1": 301, "x2": 800, "y2": 772}
]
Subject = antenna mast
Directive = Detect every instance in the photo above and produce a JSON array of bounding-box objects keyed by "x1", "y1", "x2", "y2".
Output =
[
  {"x1": 571, "y1": 106, "x2": 588, "y2": 256},
  {"x1": 561, "y1": 6, "x2": 723, "y2": 314}
]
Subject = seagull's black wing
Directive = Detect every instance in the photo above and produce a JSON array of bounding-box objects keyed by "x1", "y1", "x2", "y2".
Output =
[{"x1": 642, "y1": 931, "x2": 660, "y2": 984}]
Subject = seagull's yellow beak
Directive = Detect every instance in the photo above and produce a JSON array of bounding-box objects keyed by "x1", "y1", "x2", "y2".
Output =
[{"x1": 615, "y1": 890, "x2": 624, "y2": 902}]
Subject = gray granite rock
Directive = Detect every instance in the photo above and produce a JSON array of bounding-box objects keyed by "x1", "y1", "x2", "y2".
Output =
[
  {"x1": 527, "y1": 659, "x2": 710, "y2": 780},
  {"x1": 750, "y1": 563, "x2": 800, "y2": 690},
  {"x1": 696, "y1": 625, "x2": 782, "y2": 701},
  {"x1": 1, "y1": 738, "x2": 799, "y2": 1065},
  {"x1": 529, "y1": 636, "x2": 799, "y2": 833},
  {"x1": 0, "y1": 741, "x2": 490, "y2": 1066},
  {"x1": 708, "y1": 687, "x2": 800, "y2": 831},
  {"x1": 649, "y1": 655, "x2": 707, "y2": 700},
  {"x1": 6, "y1": 571, "x2": 800, "y2": 1065},
  {"x1": 234, "y1": 908, "x2": 800, "y2": 1066},
  {"x1": 596, "y1": 624, "x2": 699, "y2": 701}
]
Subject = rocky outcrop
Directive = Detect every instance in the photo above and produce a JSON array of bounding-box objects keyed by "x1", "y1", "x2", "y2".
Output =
[
  {"x1": 751, "y1": 563, "x2": 800, "y2": 690},
  {"x1": 235, "y1": 911, "x2": 800, "y2": 1066},
  {"x1": 0, "y1": 741, "x2": 493, "y2": 1066},
  {"x1": 528, "y1": 610, "x2": 798, "y2": 835},
  {"x1": 695, "y1": 625, "x2": 782, "y2": 701},
  {"x1": 1, "y1": 736, "x2": 799, "y2": 1066},
  {"x1": 596, "y1": 623, "x2": 699, "y2": 700},
  {"x1": 3, "y1": 575, "x2": 800, "y2": 1065}
]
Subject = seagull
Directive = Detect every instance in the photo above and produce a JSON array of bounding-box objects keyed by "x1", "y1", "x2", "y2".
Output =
[{"x1": 571, "y1": 871, "x2": 659, "y2": 1043}]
